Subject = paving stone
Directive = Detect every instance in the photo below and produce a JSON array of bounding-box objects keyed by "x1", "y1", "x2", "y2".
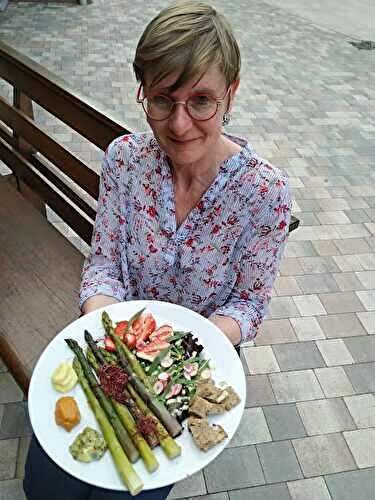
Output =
[
  {"x1": 168, "y1": 471, "x2": 206, "y2": 499},
  {"x1": 296, "y1": 273, "x2": 339, "y2": 294},
  {"x1": 298, "y1": 257, "x2": 339, "y2": 274},
  {"x1": 356, "y1": 290, "x2": 375, "y2": 311},
  {"x1": 311, "y1": 240, "x2": 338, "y2": 257},
  {"x1": 229, "y1": 483, "x2": 291, "y2": 500},
  {"x1": 257, "y1": 441, "x2": 302, "y2": 484},
  {"x1": 228, "y1": 408, "x2": 271, "y2": 447},
  {"x1": 344, "y1": 336, "x2": 375, "y2": 363},
  {"x1": 293, "y1": 295, "x2": 326, "y2": 316},
  {"x1": 267, "y1": 297, "x2": 300, "y2": 319},
  {"x1": 355, "y1": 270, "x2": 375, "y2": 289},
  {"x1": 344, "y1": 209, "x2": 371, "y2": 224},
  {"x1": 300, "y1": 213, "x2": 320, "y2": 226},
  {"x1": 284, "y1": 241, "x2": 317, "y2": 258},
  {"x1": 356, "y1": 311, "x2": 375, "y2": 334},
  {"x1": 0, "y1": 438, "x2": 18, "y2": 480},
  {"x1": 316, "y1": 339, "x2": 354, "y2": 366},
  {"x1": 325, "y1": 468, "x2": 375, "y2": 500},
  {"x1": 318, "y1": 292, "x2": 365, "y2": 314},
  {"x1": 343, "y1": 429, "x2": 375, "y2": 468},
  {"x1": 316, "y1": 211, "x2": 351, "y2": 225},
  {"x1": 333, "y1": 238, "x2": 372, "y2": 255},
  {"x1": 287, "y1": 477, "x2": 331, "y2": 500},
  {"x1": 272, "y1": 342, "x2": 325, "y2": 371},
  {"x1": 269, "y1": 370, "x2": 324, "y2": 404},
  {"x1": 245, "y1": 375, "x2": 276, "y2": 408},
  {"x1": 318, "y1": 199, "x2": 350, "y2": 211},
  {"x1": 0, "y1": 402, "x2": 32, "y2": 439},
  {"x1": 255, "y1": 320, "x2": 297, "y2": 346},
  {"x1": 0, "y1": 374, "x2": 23, "y2": 404},
  {"x1": 274, "y1": 277, "x2": 302, "y2": 296},
  {"x1": 290, "y1": 317, "x2": 325, "y2": 341},
  {"x1": 0, "y1": 479, "x2": 26, "y2": 500},
  {"x1": 317, "y1": 313, "x2": 366, "y2": 338},
  {"x1": 314, "y1": 367, "x2": 355, "y2": 398},
  {"x1": 344, "y1": 362, "x2": 375, "y2": 393},
  {"x1": 356, "y1": 253, "x2": 375, "y2": 270},
  {"x1": 263, "y1": 404, "x2": 306, "y2": 441},
  {"x1": 204, "y1": 446, "x2": 265, "y2": 493},
  {"x1": 335, "y1": 224, "x2": 371, "y2": 239},
  {"x1": 292, "y1": 434, "x2": 356, "y2": 477},
  {"x1": 296, "y1": 398, "x2": 355, "y2": 436},
  {"x1": 279, "y1": 258, "x2": 305, "y2": 277},
  {"x1": 344, "y1": 394, "x2": 375, "y2": 429},
  {"x1": 243, "y1": 346, "x2": 280, "y2": 375},
  {"x1": 332, "y1": 254, "x2": 364, "y2": 272},
  {"x1": 332, "y1": 272, "x2": 363, "y2": 291}
]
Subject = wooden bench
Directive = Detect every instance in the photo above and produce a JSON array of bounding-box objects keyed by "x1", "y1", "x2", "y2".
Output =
[{"x1": 0, "y1": 40, "x2": 299, "y2": 395}]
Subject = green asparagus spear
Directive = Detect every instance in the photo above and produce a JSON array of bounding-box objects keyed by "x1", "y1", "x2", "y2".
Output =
[
  {"x1": 86, "y1": 343, "x2": 159, "y2": 472},
  {"x1": 65, "y1": 339, "x2": 139, "y2": 463},
  {"x1": 99, "y1": 329, "x2": 183, "y2": 438},
  {"x1": 72, "y1": 358, "x2": 143, "y2": 496},
  {"x1": 127, "y1": 383, "x2": 182, "y2": 459},
  {"x1": 102, "y1": 311, "x2": 153, "y2": 391}
]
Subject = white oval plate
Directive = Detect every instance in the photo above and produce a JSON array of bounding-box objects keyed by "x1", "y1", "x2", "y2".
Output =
[{"x1": 28, "y1": 300, "x2": 246, "y2": 491}]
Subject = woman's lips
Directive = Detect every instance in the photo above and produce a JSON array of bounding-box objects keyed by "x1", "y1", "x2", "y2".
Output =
[{"x1": 169, "y1": 137, "x2": 199, "y2": 145}]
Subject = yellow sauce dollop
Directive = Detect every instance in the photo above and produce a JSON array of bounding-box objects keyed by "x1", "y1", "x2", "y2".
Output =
[{"x1": 52, "y1": 362, "x2": 78, "y2": 392}]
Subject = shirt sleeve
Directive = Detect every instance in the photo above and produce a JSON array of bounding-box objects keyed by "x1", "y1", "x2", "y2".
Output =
[
  {"x1": 212, "y1": 179, "x2": 292, "y2": 344},
  {"x1": 79, "y1": 141, "x2": 129, "y2": 309}
]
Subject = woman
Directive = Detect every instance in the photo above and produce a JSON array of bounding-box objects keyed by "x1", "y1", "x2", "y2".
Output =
[{"x1": 24, "y1": 2, "x2": 291, "y2": 499}]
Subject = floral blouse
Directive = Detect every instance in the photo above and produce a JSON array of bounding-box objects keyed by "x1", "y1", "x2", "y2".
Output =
[{"x1": 80, "y1": 132, "x2": 292, "y2": 343}]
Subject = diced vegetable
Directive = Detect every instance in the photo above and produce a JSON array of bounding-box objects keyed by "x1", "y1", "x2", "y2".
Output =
[{"x1": 153, "y1": 381, "x2": 164, "y2": 395}]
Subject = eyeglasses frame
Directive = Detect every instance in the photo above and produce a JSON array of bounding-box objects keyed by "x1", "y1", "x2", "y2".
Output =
[{"x1": 136, "y1": 84, "x2": 231, "y2": 122}]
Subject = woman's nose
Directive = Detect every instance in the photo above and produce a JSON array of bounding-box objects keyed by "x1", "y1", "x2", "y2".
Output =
[{"x1": 168, "y1": 103, "x2": 193, "y2": 135}]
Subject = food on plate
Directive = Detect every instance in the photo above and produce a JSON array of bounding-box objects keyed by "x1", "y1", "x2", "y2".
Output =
[
  {"x1": 187, "y1": 376, "x2": 240, "y2": 452},
  {"x1": 69, "y1": 427, "x2": 107, "y2": 462},
  {"x1": 188, "y1": 395, "x2": 226, "y2": 418},
  {"x1": 66, "y1": 339, "x2": 140, "y2": 464},
  {"x1": 187, "y1": 417, "x2": 228, "y2": 452},
  {"x1": 72, "y1": 358, "x2": 144, "y2": 496},
  {"x1": 55, "y1": 396, "x2": 81, "y2": 432},
  {"x1": 51, "y1": 361, "x2": 78, "y2": 392}
]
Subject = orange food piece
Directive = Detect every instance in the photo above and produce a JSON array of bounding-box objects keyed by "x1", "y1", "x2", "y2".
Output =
[{"x1": 55, "y1": 396, "x2": 81, "y2": 432}]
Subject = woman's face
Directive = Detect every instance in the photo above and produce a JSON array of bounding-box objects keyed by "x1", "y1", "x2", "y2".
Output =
[{"x1": 144, "y1": 65, "x2": 239, "y2": 169}]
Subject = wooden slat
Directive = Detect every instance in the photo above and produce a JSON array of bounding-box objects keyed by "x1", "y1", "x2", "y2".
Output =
[
  {"x1": 0, "y1": 95, "x2": 99, "y2": 199},
  {"x1": 0, "y1": 41, "x2": 131, "y2": 151},
  {"x1": 0, "y1": 136, "x2": 94, "y2": 244},
  {"x1": 0, "y1": 121, "x2": 16, "y2": 147},
  {"x1": 30, "y1": 155, "x2": 96, "y2": 221}
]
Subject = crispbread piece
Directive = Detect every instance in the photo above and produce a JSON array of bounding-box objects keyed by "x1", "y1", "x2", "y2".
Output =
[
  {"x1": 196, "y1": 378, "x2": 228, "y2": 403},
  {"x1": 188, "y1": 417, "x2": 228, "y2": 452},
  {"x1": 189, "y1": 395, "x2": 214, "y2": 418},
  {"x1": 221, "y1": 386, "x2": 241, "y2": 411}
]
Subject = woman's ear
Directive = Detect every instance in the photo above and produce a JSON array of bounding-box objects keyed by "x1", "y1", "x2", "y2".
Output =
[{"x1": 227, "y1": 79, "x2": 240, "y2": 111}]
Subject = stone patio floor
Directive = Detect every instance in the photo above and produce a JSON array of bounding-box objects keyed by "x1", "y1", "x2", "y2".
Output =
[{"x1": 1, "y1": 0, "x2": 375, "y2": 499}]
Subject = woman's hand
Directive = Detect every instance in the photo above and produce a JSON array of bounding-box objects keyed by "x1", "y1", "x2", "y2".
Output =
[
  {"x1": 209, "y1": 314, "x2": 241, "y2": 346},
  {"x1": 81, "y1": 295, "x2": 120, "y2": 316}
]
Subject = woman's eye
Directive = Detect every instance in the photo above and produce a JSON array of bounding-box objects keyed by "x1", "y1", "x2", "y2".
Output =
[
  {"x1": 190, "y1": 95, "x2": 211, "y2": 107},
  {"x1": 151, "y1": 96, "x2": 170, "y2": 108}
]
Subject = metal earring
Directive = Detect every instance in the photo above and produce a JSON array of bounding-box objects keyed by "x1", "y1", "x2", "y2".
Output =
[{"x1": 222, "y1": 112, "x2": 231, "y2": 126}]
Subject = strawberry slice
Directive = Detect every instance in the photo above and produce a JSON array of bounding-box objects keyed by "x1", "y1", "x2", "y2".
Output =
[
  {"x1": 139, "y1": 339, "x2": 170, "y2": 354},
  {"x1": 115, "y1": 320, "x2": 129, "y2": 337},
  {"x1": 149, "y1": 325, "x2": 173, "y2": 341},
  {"x1": 104, "y1": 336, "x2": 116, "y2": 352},
  {"x1": 134, "y1": 313, "x2": 157, "y2": 347}
]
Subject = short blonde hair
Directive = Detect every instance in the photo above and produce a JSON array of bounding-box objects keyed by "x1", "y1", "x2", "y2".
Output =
[{"x1": 133, "y1": 1, "x2": 241, "y2": 91}]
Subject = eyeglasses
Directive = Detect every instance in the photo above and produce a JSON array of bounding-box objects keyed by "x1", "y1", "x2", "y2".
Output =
[{"x1": 136, "y1": 85, "x2": 230, "y2": 121}]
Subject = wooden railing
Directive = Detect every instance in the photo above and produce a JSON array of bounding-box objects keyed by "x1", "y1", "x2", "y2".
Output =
[{"x1": 0, "y1": 40, "x2": 131, "y2": 244}]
